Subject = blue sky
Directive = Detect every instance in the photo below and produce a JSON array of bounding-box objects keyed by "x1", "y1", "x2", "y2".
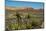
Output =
[{"x1": 6, "y1": 0, "x2": 44, "y2": 9}]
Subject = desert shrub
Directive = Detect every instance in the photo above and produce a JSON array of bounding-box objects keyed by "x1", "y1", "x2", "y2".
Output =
[
  {"x1": 32, "y1": 18, "x2": 42, "y2": 28},
  {"x1": 18, "y1": 24, "x2": 26, "y2": 30},
  {"x1": 26, "y1": 24, "x2": 32, "y2": 29},
  {"x1": 20, "y1": 24, "x2": 26, "y2": 29},
  {"x1": 8, "y1": 23, "x2": 18, "y2": 30},
  {"x1": 14, "y1": 24, "x2": 18, "y2": 30}
]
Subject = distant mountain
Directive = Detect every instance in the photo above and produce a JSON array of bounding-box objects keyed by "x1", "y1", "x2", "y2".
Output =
[{"x1": 5, "y1": 7, "x2": 44, "y2": 14}]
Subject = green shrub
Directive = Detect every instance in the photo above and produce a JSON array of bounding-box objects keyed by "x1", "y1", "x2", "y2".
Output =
[
  {"x1": 18, "y1": 24, "x2": 26, "y2": 30},
  {"x1": 32, "y1": 19, "x2": 42, "y2": 27},
  {"x1": 20, "y1": 24, "x2": 26, "y2": 29},
  {"x1": 8, "y1": 23, "x2": 18, "y2": 30},
  {"x1": 26, "y1": 24, "x2": 32, "y2": 29}
]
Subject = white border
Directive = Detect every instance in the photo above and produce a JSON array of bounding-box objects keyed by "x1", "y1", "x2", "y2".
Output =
[
  {"x1": 0, "y1": 0, "x2": 5, "y2": 31},
  {"x1": 0, "y1": 0, "x2": 46, "y2": 31}
]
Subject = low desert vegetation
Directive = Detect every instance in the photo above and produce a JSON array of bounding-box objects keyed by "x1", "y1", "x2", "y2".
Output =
[{"x1": 5, "y1": 8, "x2": 44, "y2": 30}]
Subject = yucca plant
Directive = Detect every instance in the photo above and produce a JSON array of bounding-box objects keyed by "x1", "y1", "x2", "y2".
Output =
[
  {"x1": 16, "y1": 12, "x2": 21, "y2": 23},
  {"x1": 25, "y1": 13, "x2": 32, "y2": 29}
]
